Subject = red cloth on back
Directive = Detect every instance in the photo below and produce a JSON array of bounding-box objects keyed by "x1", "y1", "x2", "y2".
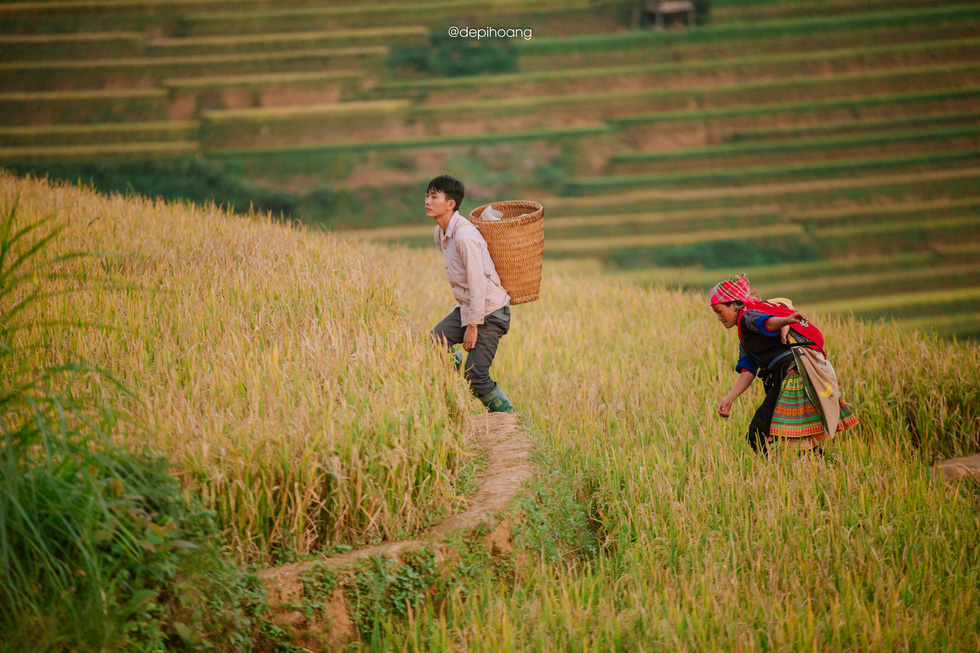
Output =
[{"x1": 736, "y1": 300, "x2": 825, "y2": 355}]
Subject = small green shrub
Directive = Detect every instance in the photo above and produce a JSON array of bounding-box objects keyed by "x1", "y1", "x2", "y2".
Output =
[
  {"x1": 389, "y1": 30, "x2": 518, "y2": 78},
  {"x1": 296, "y1": 562, "x2": 342, "y2": 619},
  {"x1": 345, "y1": 548, "x2": 439, "y2": 636},
  {"x1": 517, "y1": 466, "x2": 603, "y2": 563}
]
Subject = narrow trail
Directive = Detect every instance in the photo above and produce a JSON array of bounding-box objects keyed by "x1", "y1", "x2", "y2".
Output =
[{"x1": 257, "y1": 412, "x2": 532, "y2": 649}]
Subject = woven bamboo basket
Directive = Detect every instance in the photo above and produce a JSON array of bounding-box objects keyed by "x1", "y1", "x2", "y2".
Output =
[{"x1": 469, "y1": 200, "x2": 544, "y2": 305}]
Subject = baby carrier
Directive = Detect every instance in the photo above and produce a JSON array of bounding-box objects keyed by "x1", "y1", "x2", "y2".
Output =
[{"x1": 735, "y1": 299, "x2": 825, "y2": 355}]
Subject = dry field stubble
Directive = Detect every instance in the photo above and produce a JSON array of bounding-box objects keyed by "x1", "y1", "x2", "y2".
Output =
[{"x1": 3, "y1": 171, "x2": 476, "y2": 563}]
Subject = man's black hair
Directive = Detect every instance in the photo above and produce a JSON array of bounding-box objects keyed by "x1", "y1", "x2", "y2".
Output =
[{"x1": 426, "y1": 175, "x2": 465, "y2": 216}]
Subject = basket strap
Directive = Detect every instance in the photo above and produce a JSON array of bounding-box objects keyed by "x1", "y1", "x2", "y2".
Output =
[{"x1": 484, "y1": 267, "x2": 505, "y2": 292}]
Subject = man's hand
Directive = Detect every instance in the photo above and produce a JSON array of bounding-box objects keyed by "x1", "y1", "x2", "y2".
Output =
[{"x1": 463, "y1": 324, "x2": 479, "y2": 351}]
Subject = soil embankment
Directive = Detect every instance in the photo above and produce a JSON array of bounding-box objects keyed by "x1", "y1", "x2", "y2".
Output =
[{"x1": 933, "y1": 453, "x2": 980, "y2": 481}]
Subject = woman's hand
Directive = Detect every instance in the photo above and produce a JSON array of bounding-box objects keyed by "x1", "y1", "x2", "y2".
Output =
[
  {"x1": 720, "y1": 371, "x2": 754, "y2": 418},
  {"x1": 786, "y1": 311, "x2": 809, "y2": 326},
  {"x1": 766, "y1": 311, "x2": 810, "y2": 333},
  {"x1": 717, "y1": 395, "x2": 734, "y2": 418}
]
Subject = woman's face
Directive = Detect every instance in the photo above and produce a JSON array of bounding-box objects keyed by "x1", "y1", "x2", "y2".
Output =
[{"x1": 712, "y1": 302, "x2": 738, "y2": 329}]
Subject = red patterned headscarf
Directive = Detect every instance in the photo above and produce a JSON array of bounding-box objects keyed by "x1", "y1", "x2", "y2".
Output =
[{"x1": 709, "y1": 274, "x2": 757, "y2": 305}]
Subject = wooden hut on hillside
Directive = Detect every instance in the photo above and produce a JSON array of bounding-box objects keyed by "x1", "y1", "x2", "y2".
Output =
[{"x1": 633, "y1": 0, "x2": 697, "y2": 29}]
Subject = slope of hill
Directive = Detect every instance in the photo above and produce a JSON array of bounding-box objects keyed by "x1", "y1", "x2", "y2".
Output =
[
  {"x1": 4, "y1": 171, "x2": 480, "y2": 564},
  {"x1": 4, "y1": 172, "x2": 980, "y2": 649}
]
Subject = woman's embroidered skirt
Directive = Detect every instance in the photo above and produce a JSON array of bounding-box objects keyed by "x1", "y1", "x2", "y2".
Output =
[{"x1": 769, "y1": 368, "x2": 858, "y2": 450}]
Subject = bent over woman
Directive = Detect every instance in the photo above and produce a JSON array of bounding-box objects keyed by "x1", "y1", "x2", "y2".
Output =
[{"x1": 710, "y1": 275, "x2": 857, "y2": 454}]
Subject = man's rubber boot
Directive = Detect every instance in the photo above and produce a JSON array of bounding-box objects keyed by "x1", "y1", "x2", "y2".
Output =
[
  {"x1": 452, "y1": 349, "x2": 464, "y2": 371},
  {"x1": 478, "y1": 384, "x2": 516, "y2": 414}
]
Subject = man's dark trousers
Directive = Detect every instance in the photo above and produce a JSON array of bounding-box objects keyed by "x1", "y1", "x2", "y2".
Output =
[{"x1": 431, "y1": 306, "x2": 510, "y2": 397}]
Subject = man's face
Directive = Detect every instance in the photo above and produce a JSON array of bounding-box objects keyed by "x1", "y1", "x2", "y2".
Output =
[{"x1": 425, "y1": 189, "x2": 455, "y2": 219}]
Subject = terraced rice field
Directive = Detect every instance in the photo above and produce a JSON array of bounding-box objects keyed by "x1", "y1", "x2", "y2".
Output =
[{"x1": 1, "y1": 0, "x2": 978, "y2": 337}]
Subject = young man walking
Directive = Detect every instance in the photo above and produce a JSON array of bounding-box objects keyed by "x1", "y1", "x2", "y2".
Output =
[{"x1": 426, "y1": 175, "x2": 516, "y2": 413}]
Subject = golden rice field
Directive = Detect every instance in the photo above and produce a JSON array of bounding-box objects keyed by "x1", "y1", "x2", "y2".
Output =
[
  {"x1": 4, "y1": 171, "x2": 475, "y2": 562},
  {"x1": 9, "y1": 171, "x2": 980, "y2": 650}
]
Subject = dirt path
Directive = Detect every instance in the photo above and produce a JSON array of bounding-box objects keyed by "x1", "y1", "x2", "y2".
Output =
[
  {"x1": 257, "y1": 412, "x2": 532, "y2": 649},
  {"x1": 933, "y1": 453, "x2": 980, "y2": 481}
]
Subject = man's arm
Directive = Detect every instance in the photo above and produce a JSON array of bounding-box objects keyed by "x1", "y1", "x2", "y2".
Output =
[{"x1": 458, "y1": 235, "x2": 487, "y2": 351}]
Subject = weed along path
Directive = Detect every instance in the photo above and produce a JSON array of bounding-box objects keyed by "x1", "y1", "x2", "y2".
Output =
[{"x1": 257, "y1": 412, "x2": 532, "y2": 650}]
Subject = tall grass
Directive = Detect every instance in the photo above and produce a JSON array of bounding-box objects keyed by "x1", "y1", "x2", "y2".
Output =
[
  {"x1": 807, "y1": 286, "x2": 980, "y2": 315},
  {"x1": 376, "y1": 240, "x2": 980, "y2": 651},
  {"x1": 2, "y1": 171, "x2": 475, "y2": 563}
]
